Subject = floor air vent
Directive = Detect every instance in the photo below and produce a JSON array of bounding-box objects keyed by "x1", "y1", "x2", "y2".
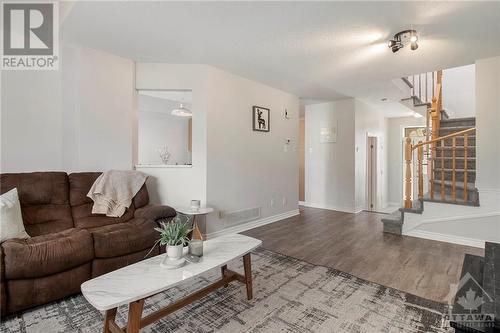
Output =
[{"x1": 221, "y1": 207, "x2": 261, "y2": 226}]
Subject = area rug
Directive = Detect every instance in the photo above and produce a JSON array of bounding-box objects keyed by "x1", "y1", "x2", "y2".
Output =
[{"x1": 1, "y1": 248, "x2": 451, "y2": 333}]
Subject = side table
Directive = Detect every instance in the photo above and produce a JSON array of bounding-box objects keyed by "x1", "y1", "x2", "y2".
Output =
[{"x1": 175, "y1": 207, "x2": 214, "y2": 240}]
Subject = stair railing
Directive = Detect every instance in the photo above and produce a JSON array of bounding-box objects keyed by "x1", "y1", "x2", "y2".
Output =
[{"x1": 404, "y1": 127, "x2": 476, "y2": 209}]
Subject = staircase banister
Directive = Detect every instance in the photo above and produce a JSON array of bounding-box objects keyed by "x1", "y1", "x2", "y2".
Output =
[{"x1": 411, "y1": 127, "x2": 476, "y2": 150}]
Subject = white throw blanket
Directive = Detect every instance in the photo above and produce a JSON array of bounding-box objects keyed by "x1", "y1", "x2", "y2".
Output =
[{"x1": 87, "y1": 170, "x2": 148, "y2": 217}]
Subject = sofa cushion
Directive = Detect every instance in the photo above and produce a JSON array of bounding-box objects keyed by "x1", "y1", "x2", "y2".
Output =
[
  {"x1": 88, "y1": 218, "x2": 158, "y2": 258},
  {"x1": 2, "y1": 228, "x2": 94, "y2": 279},
  {"x1": 0, "y1": 188, "x2": 30, "y2": 242},
  {"x1": 69, "y1": 172, "x2": 135, "y2": 228},
  {"x1": 0, "y1": 172, "x2": 73, "y2": 236}
]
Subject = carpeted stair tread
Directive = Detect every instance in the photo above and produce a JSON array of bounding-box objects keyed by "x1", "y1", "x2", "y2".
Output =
[
  {"x1": 432, "y1": 180, "x2": 477, "y2": 191},
  {"x1": 482, "y1": 242, "x2": 500, "y2": 330},
  {"x1": 423, "y1": 193, "x2": 479, "y2": 206}
]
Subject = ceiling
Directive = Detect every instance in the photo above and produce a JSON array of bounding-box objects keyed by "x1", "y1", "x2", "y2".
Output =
[{"x1": 61, "y1": 1, "x2": 500, "y2": 115}]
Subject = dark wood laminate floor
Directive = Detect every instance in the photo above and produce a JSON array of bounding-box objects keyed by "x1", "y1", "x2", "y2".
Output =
[{"x1": 242, "y1": 206, "x2": 484, "y2": 303}]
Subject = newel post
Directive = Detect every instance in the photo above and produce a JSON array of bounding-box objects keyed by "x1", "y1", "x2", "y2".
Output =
[{"x1": 404, "y1": 137, "x2": 413, "y2": 209}]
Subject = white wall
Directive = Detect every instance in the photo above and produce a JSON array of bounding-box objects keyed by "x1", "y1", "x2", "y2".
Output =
[
  {"x1": 1, "y1": 44, "x2": 136, "y2": 173},
  {"x1": 138, "y1": 95, "x2": 190, "y2": 165},
  {"x1": 354, "y1": 100, "x2": 388, "y2": 211},
  {"x1": 442, "y1": 64, "x2": 475, "y2": 118},
  {"x1": 205, "y1": 66, "x2": 299, "y2": 234},
  {"x1": 135, "y1": 64, "x2": 209, "y2": 209},
  {"x1": 304, "y1": 100, "x2": 356, "y2": 212},
  {"x1": 387, "y1": 116, "x2": 426, "y2": 205},
  {"x1": 1, "y1": 70, "x2": 63, "y2": 172},
  {"x1": 476, "y1": 56, "x2": 500, "y2": 191},
  {"x1": 65, "y1": 46, "x2": 136, "y2": 171}
]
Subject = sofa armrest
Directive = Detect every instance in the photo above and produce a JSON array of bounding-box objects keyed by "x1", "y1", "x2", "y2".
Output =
[{"x1": 134, "y1": 204, "x2": 176, "y2": 222}]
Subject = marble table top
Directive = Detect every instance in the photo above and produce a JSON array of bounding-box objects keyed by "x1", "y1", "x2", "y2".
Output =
[
  {"x1": 81, "y1": 234, "x2": 262, "y2": 311},
  {"x1": 175, "y1": 207, "x2": 214, "y2": 215}
]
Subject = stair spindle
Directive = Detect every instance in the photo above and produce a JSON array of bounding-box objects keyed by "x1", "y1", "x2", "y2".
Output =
[
  {"x1": 463, "y1": 134, "x2": 468, "y2": 202},
  {"x1": 418, "y1": 143, "x2": 423, "y2": 200},
  {"x1": 441, "y1": 140, "x2": 445, "y2": 200},
  {"x1": 452, "y1": 137, "x2": 456, "y2": 201},
  {"x1": 404, "y1": 137, "x2": 412, "y2": 209}
]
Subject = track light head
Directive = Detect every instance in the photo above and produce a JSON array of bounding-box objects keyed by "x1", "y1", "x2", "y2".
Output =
[{"x1": 388, "y1": 29, "x2": 419, "y2": 53}]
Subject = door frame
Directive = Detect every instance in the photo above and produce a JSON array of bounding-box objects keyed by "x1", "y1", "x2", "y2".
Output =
[{"x1": 366, "y1": 135, "x2": 378, "y2": 211}]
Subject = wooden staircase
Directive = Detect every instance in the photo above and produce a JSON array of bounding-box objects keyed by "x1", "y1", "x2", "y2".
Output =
[
  {"x1": 428, "y1": 116, "x2": 479, "y2": 206},
  {"x1": 381, "y1": 70, "x2": 479, "y2": 235}
]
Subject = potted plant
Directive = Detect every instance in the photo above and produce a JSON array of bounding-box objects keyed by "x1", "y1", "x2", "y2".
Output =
[{"x1": 148, "y1": 216, "x2": 192, "y2": 260}]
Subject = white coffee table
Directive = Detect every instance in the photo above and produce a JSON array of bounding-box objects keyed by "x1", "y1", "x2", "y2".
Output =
[
  {"x1": 81, "y1": 234, "x2": 262, "y2": 333},
  {"x1": 175, "y1": 206, "x2": 214, "y2": 240}
]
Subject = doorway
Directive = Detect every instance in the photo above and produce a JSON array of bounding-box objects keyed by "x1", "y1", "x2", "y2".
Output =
[{"x1": 367, "y1": 136, "x2": 377, "y2": 211}]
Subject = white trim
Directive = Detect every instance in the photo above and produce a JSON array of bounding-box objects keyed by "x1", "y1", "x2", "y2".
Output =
[
  {"x1": 404, "y1": 229, "x2": 485, "y2": 249},
  {"x1": 205, "y1": 209, "x2": 300, "y2": 239},
  {"x1": 418, "y1": 211, "x2": 500, "y2": 225},
  {"x1": 299, "y1": 201, "x2": 358, "y2": 214},
  {"x1": 404, "y1": 211, "x2": 500, "y2": 233},
  {"x1": 298, "y1": 201, "x2": 306, "y2": 205}
]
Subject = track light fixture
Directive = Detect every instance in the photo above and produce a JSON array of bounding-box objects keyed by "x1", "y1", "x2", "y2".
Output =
[{"x1": 388, "y1": 30, "x2": 419, "y2": 53}]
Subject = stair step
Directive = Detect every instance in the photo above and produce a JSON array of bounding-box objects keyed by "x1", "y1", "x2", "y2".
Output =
[
  {"x1": 432, "y1": 157, "x2": 476, "y2": 169},
  {"x1": 439, "y1": 135, "x2": 476, "y2": 147},
  {"x1": 434, "y1": 168, "x2": 476, "y2": 173},
  {"x1": 423, "y1": 193, "x2": 479, "y2": 206},
  {"x1": 431, "y1": 182, "x2": 479, "y2": 204},
  {"x1": 439, "y1": 126, "x2": 475, "y2": 135},
  {"x1": 381, "y1": 210, "x2": 403, "y2": 235},
  {"x1": 482, "y1": 242, "x2": 499, "y2": 329},
  {"x1": 433, "y1": 169, "x2": 476, "y2": 182},
  {"x1": 432, "y1": 180, "x2": 477, "y2": 191},
  {"x1": 450, "y1": 254, "x2": 485, "y2": 332},
  {"x1": 440, "y1": 117, "x2": 476, "y2": 127},
  {"x1": 436, "y1": 146, "x2": 476, "y2": 158}
]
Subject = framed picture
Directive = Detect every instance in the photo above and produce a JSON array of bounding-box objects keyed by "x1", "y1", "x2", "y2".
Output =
[{"x1": 252, "y1": 106, "x2": 270, "y2": 132}]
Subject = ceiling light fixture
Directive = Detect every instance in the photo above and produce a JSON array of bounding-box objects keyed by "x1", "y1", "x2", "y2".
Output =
[
  {"x1": 388, "y1": 29, "x2": 419, "y2": 53},
  {"x1": 171, "y1": 104, "x2": 192, "y2": 117}
]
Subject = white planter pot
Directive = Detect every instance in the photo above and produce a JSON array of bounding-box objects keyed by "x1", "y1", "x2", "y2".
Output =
[{"x1": 167, "y1": 244, "x2": 183, "y2": 259}]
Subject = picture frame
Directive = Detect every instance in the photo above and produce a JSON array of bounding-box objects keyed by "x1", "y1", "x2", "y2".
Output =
[{"x1": 252, "y1": 106, "x2": 270, "y2": 132}]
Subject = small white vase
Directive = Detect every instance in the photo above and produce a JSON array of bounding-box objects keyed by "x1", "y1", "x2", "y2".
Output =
[{"x1": 167, "y1": 244, "x2": 183, "y2": 259}]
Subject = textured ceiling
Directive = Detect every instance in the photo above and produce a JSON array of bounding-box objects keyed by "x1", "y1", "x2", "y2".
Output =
[{"x1": 61, "y1": 1, "x2": 500, "y2": 110}]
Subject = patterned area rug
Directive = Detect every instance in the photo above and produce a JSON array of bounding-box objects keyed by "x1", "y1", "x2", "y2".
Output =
[{"x1": 1, "y1": 248, "x2": 451, "y2": 333}]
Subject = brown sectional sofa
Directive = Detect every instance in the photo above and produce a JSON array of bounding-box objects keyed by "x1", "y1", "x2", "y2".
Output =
[{"x1": 0, "y1": 171, "x2": 176, "y2": 316}]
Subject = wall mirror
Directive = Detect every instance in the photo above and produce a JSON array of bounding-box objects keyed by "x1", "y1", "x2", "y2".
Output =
[{"x1": 137, "y1": 90, "x2": 192, "y2": 166}]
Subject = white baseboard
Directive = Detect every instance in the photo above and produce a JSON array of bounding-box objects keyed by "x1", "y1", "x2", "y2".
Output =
[
  {"x1": 299, "y1": 201, "x2": 358, "y2": 214},
  {"x1": 205, "y1": 209, "x2": 300, "y2": 239},
  {"x1": 404, "y1": 229, "x2": 485, "y2": 249},
  {"x1": 298, "y1": 201, "x2": 306, "y2": 206}
]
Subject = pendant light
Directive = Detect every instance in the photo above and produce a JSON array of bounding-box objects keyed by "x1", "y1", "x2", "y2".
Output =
[{"x1": 171, "y1": 104, "x2": 192, "y2": 117}]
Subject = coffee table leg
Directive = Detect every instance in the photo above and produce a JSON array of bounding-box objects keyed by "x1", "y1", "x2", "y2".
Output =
[
  {"x1": 126, "y1": 299, "x2": 144, "y2": 333},
  {"x1": 221, "y1": 265, "x2": 229, "y2": 287},
  {"x1": 103, "y1": 308, "x2": 117, "y2": 333},
  {"x1": 243, "y1": 253, "x2": 253, "y2": 300}
]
